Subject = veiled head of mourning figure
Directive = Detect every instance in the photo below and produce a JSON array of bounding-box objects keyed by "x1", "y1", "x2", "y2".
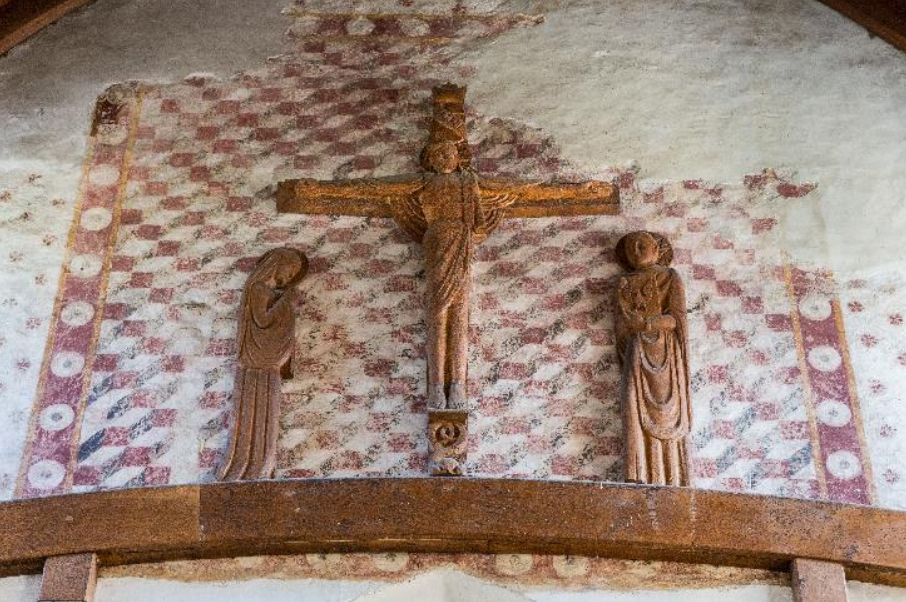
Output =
[
  {"x1": 623, "y1": 231, "x2": 660, "y2": 270},
  {"x1": 251, "y1": 247, "x2": 309, "y2": 289},
  {"x1": 421, "y1": 141, "x2": 460, "y2": 174}
]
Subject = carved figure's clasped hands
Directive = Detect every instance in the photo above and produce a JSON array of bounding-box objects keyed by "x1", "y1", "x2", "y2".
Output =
[
  {"x1": 627, "y1": 313, "x2": 676, "y2": 334},
  {"x1": 645, "y1": 314, "x2": 676, "y2": 333}
]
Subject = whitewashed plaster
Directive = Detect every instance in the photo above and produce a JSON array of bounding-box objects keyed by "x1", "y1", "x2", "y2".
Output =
[
  {"x1": 91, "y1": 570, "x2": 795, "y2": 602},
  {"x1": 94, "y1": 577, "x2": 378, "y2": 602},
  {"x1": 0, "y1": 0, "x2": 290, "y2": 502},
  {"x1": 352, "y1": 570, "x2": 793, "y2": 602},
  {"x1": 0, "y1": 0, "x2": 290, "y2": 167},
  {"x1": 840, "y1": 273, "x2": 906, "y2": 509},
  {"x1": 526, "y1": 587, "x2": 791, "y2": 601},
  {"x1": 0, "y1": 575, "x2": 41, "y2": 602},
  {"x1": 354, "y1": 570, "x2": 534, "y2": 601},
  {"x1": 468, "y1": 0, "x2": 906, "y2": 277},
  {"x1": 0, "y1": 2, "x2": 905, "y2": 599},
  {"x1": 850, "y1": 581, "x2": 906, "y2": 602},
  {"x1": 12, "y1": 569, "x2": 906, "y2": 602},
  {"x1": 4, "y1": 0, "x2": 904, "y2": 279}
]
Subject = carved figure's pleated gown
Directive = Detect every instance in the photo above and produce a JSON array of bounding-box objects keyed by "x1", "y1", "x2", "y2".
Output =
[
  {"x1": 617, "y1": 267, "x2": 693, "y2": 487},
  {"x1": 220, "y1": 281, "x2": 295, "y2": 481},
  {"x1": 621, "y1": 325, "x2": 692, "y2": 486}
]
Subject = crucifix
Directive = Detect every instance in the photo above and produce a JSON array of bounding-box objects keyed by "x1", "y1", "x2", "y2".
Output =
[{"x1": 277, "y1": 84, "x2": 619, "y2": 476}]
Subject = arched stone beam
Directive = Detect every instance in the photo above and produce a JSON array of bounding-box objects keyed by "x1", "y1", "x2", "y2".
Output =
[{"x1": 1, "y1": 478, "x2": 904, "y2": 585}]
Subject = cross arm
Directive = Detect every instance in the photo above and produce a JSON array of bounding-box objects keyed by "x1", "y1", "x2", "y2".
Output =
[
  {"x1": 276, "y1": 177, "x2": 423, "y2": 217},
  {"x1": 479, "y1": 178, "x2": 620, "y2": 218}
]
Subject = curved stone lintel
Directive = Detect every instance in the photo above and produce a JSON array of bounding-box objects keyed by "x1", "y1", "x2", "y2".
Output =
[{"x1": 1, "y1": 478, "x2": 905, "y2": 585}]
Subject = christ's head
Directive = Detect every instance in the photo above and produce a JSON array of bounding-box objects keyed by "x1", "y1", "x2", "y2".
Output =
[{"x1": 422, "y1": 141, "x2": 459, "y2": 174}]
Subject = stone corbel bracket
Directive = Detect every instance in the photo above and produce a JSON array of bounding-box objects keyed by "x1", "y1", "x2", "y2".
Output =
[{"x1": 428, "y1": 410, "x2": 469, "y2": 476}]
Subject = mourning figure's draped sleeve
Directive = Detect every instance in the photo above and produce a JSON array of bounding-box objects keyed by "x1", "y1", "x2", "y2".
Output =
[
  {"x1": 616, "y1": 267, "x2": 692, "y2": 486},
  {"x1": 667, "y1": 270, "x2": 690, "y2": 390},
  {"x1": 238, "y1": 283, "x2": 296, "y2": 369}
]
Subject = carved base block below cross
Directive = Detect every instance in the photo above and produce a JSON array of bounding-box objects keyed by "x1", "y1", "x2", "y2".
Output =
[{"x1": 428, "y1": 409, "x2": 468, "y2": 476}]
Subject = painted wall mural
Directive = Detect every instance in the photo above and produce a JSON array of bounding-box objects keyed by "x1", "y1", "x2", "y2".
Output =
[{"x1": 1, "y1": 1, "x2": 903, "y2": 515}]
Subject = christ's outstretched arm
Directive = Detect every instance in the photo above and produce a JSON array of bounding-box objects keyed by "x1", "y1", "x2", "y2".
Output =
[
  {"x1": 479, "y1": 178, "x2": 619, "y2": 218},
  {"x1": 276, "y1": 176, "x2": 424, "y2": 217}
]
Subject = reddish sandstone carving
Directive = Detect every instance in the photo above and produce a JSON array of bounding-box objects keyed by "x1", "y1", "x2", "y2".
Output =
[
  {"x1": 219, "y1": 247, "x2": 308, "y2": 482},
  {"x1": 429, "y1": 410, "x2": 469, "y2": 476},
  {"x1": 615, "y1": 231, "x2": 693, "y2": 486},
  {"x1": 277, "y1": 84, "x2": 618, "y2": 475}
]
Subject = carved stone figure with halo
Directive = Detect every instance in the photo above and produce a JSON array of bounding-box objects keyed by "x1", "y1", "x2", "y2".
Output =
[{"x1": 615, "y1": 231, "x2": 692, "y2": 486}]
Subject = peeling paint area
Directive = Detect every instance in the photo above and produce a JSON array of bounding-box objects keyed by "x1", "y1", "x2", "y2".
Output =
[
  {"x1": 94, "y1": 571, "x2": 793, "y2": 602},
  {"x1": 100, "y1": 553, "x2": 787, "y2": 590}
]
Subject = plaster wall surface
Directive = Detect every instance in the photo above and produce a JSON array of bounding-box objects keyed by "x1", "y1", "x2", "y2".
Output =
[
  {"x1": 468, "y1": 0, "x2": 906, "y2": 277},
  {"x1": 527, "y1": 588, "x2": 791, "y2": 601},
  {"x1": 94, "y1": 577, "x2": 378, "y2": 602},
  {"x1": 0, "y1": 0, "x2": 291, "y2": 501},
  {"x1": 37, "y1": 565, "x2": 906, "y2": 602},
  {"x1": 0, "y1": 575, "x2": 41, "y2": 602},
  {"x1": 0, "y1": 0, "x2": 290, "y2": 167},
  {"x1": 850, "y1": 582, "x2": 906, "y2": 601},
  {"x1": 92, "y1": 571, "x2": 794, "y2": 602},
  {"x1": 466, "y1": 4, "x2": 906, "y2": 507},
  {"x1": 0, "y1": 0, "x2": 903, "y2": 518}
]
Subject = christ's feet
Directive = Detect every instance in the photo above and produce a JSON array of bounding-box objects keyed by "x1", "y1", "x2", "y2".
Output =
[
  {"x1": 447, "y1": 381, "x2": 466, "y2": 409},
  {"x1": 427, "y1": 384, "x2": 446, "y2": 410}
]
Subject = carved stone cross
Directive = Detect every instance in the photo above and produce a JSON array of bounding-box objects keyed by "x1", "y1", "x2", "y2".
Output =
[{"x1": 277, "y1": 84, "x2": 619, "y2": 476}]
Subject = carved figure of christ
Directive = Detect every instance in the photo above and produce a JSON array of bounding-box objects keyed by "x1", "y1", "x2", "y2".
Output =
[{"x1": 277, "y1": 84, "x2": 619, "y2": 475}]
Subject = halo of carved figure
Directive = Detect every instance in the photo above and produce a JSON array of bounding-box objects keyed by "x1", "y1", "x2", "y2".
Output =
[
  {"x1": 219, "y1": 247, "x2": 308, "y2": 481},
  {"x1": 614, "y1": 231, "x2": 692, "y2": 486}
]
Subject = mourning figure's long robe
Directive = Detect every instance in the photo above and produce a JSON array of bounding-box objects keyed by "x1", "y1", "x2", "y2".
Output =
[{"x1": 219, "y1": 280, "x2": 295, "y2": 481}]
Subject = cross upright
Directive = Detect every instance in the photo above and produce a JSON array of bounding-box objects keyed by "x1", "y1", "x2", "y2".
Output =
[{"x1": 277, "y1": 84, "x2": 619, "y2": 476}]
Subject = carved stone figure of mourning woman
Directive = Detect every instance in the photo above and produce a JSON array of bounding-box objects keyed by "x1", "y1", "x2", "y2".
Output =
[
  {"x1": 219, "y1": 247, "x2": 308, "y2": 481},
  {"x1": 614, "y1": 231, "x2": 692, "y2": 486}
]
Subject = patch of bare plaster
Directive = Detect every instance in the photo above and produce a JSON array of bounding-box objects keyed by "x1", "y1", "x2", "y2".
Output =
[
  {"x1": 0, "y1": 0, "x2": 290, "y2": 167},
  {"x1": 466, "y1": 0, "x2": 906, "y2": 276}
]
